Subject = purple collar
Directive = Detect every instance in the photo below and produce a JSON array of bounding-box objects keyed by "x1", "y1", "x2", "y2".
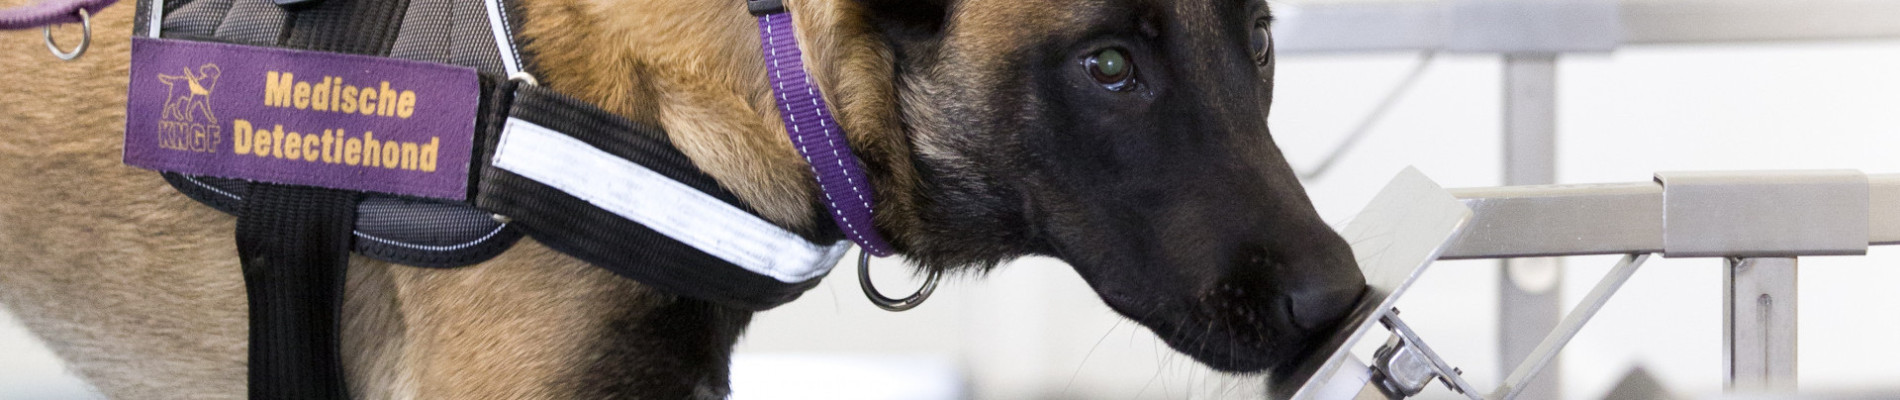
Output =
[
  {"x1": 752, "y1": 3, "x2": 896, "y2": 257},
  {"x1": 0, "y1": 0, "x2": 115, "y2": 30}
]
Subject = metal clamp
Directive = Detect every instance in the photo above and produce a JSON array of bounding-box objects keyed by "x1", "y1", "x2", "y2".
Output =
[
  {"x1": 1656, "y1": 170, "x2": 1868, "y2": 257},
  {"x1": 43, "y1": 8, "x2": 90, "y2": 61},
  {"x1": 857, "y1": 251, "x2": 940, "y2": 312},
  {"x1": 1370, "y1": 310, "x2": 1483, "y2": 399},
  {"x1": 1371, "y1": 333, "x2": 1443, "y2": 397}
]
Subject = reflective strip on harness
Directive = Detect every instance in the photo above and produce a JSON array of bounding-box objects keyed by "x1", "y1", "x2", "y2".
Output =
[
  {"x1": 476, "y1": 84, "x2": 847, "y2": 311},
  {"x1": 493, "y1": 118, "x2": 850, "y2": 282}
]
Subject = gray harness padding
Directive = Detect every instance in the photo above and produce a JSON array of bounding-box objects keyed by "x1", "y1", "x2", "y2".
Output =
[{"x1": 143, "y1": 0, "x2": 526, "y2": 268}]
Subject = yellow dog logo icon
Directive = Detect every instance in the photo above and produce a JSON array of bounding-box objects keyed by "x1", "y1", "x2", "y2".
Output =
[
  {"x1": 155, "y1": 64, "x2": 222, "y2": 152},
  {"x1": 157, "y1": 64, "x2": 221, "y2": 124}
]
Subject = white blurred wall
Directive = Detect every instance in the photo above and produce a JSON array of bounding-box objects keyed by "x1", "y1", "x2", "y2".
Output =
[
  {"x1": 0, "y1": 307, "x2": 102, "y2": 399},
  {"x1": 4, "y1": 25, "x2": 1900, "y2": 400}
]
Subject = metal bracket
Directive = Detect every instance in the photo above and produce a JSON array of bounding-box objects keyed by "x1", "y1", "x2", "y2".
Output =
[
  {"x1": 1269, "y1": 167, "x2": 1473, "y2": 400},
  {"x1": 1371, "y1": 311, "x2": 1482, "y2": 399},
  {"x1": 1657, "y1": 170, "x2": 1869, "y2": 257}
]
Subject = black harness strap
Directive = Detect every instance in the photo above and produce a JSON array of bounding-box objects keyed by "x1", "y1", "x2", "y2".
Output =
[
  {"x1": 478, "y1": 84, "x2": 837, "y2": 311},
  {"x1": 236, "y1": 185, "x2": 357, "y2": 400},
  {"x1": 231, "y1": 0, "x2": 407, "y2": 398}
]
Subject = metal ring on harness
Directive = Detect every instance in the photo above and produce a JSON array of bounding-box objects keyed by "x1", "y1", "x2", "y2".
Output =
[
  {"x1": 858, "y1": 250, "x2": 940, "y2": 312},
  {"x1": 42, "y1": 8, "x2": 89, "y2": 61},
  {"x1": 508, "y1": 71, "x2": 538, "y2": 86}
]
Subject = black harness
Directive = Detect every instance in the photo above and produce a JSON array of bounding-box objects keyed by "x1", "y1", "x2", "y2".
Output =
[{"x1": 131, "y1": 0, "x2": 858, "y2": 397}]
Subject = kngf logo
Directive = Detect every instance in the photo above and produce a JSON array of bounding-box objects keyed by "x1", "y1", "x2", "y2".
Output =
[{"x1": 155, "y1": 64, "x2": 222, "y2": 152}]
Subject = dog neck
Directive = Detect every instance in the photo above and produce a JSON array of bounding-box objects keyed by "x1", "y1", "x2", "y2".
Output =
[
  {"x1": 515, "y1": 0, "x2": 925, "y2": 247},
  {"x1": 501, "y1": 0, "x2": 923, "y2": 394}
]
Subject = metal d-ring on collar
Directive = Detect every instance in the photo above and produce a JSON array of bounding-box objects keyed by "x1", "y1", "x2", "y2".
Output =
[
  {"x1": 43, "y1": 8, "x2": 90, "y2": 61},
  {"x1": 858, "y1": 250, "x2": 941, "y2": 312}
]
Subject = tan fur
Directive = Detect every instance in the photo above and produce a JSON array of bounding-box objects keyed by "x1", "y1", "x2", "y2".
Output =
[
  {"x1": 517, "y1": 0, "x2": 922, "y2": 240},
  {"x1": 0, "y1": 0, "x2": 914, "y2": 398}
]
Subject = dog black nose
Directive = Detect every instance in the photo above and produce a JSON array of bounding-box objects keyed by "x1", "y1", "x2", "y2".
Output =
[
  {"x1": 1274, "y1": 248, "x2": 1366, "y2": 332},
  {"x1": 1229, "y1": 239, "x2": 1366, "y2": 334},
  {"x1": 1285, "y1": 280, "x2": 1364, "y2": 331}
]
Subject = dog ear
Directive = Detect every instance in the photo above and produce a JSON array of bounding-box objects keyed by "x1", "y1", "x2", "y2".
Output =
[{"x1": 852, "y1": 0, "x2": 952, "y2": 59}]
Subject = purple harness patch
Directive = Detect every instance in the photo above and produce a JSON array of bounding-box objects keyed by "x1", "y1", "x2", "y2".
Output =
[{"x1": 124, "y1": 38, "x2": 480, "y2": 200}]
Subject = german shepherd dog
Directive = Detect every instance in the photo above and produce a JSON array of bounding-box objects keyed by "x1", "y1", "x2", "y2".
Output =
[{"x1": 0, "y1": 0, "x2": 1365, "y2": 397}]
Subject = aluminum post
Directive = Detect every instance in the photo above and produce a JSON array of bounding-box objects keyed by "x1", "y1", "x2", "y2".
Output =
[
  {"x1": 1724, "y1": 257, "x2": 1799, "y2": 392},
  {"x1": 1500, "y1": 53, "x2": 1562, "y2": 399}
]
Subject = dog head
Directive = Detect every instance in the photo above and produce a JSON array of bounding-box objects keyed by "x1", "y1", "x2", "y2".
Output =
[{"x1": 864, "y1": 0, "x2": 1366, "y2": 372}]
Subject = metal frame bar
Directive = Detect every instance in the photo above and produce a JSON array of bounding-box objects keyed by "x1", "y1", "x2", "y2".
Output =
[
  {"x1": 1492, "y1": 253, "x2": 1650, "y2": 400},
  {"x1": 1274, "y1": 0, "x2": 1900, "y2": 54},
  {"x1": 1432, "y1": 173, "x2": 1890, "y2": 396},
  {"x1": 1441, "y1": 174, "x2": 1900, "y2": 258}
]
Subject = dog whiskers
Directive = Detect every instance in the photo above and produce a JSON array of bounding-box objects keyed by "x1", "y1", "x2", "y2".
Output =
[
  {"x1": 1061, "y1": 318, "x2": 1124, "y2": 396},
  {"x1": 1133, "y1": 364, "x2": 1165, "y2": 400}
]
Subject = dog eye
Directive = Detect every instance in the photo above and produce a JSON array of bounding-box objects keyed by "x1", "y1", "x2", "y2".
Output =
[
  {"x1": 1085, "y1": 48, "x2": 1136, "y2": 91},
  {"x1": 1250, "y1": 20, "x2": 1272, "y2": 65}
]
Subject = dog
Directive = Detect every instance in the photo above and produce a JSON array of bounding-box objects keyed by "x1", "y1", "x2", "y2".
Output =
[
  {"x1": 0, "y1": 0, "x2": 1365, "y2": 398},
  {"x1": 156, "y1": 64, "x2": 219, "y2": 124}
]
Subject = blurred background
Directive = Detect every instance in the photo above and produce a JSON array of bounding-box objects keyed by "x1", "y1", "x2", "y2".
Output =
[{"x1": 5, "y1": 0, "x2": 1900, "y2": 398}]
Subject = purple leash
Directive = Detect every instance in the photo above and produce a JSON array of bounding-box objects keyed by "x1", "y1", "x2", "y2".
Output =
[
  {"x1": 0, "y1": 0, "x2": 115, "y2": 30},
  {"x1": 2, "y1": 0, "x2": 117, "y2": 60},
  {"x1": 754, "y1": 5, "x2": 896, "y2": 258}
]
